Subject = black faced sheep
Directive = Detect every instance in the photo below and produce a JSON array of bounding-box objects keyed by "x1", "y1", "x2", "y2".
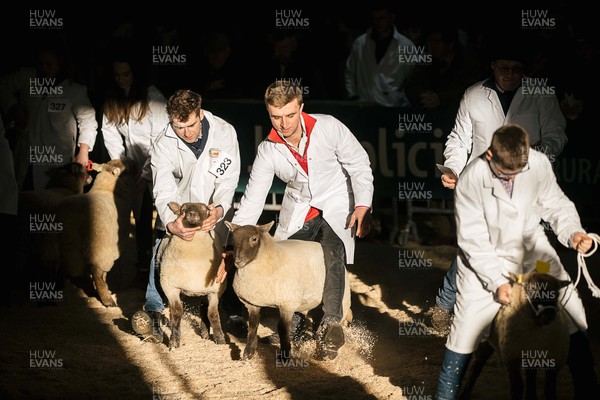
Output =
[
  {"x1": 17, "y1": 162, "x2": 92, "y2": 280},
  {"x1": 224, "y1": 221, "x2": 353, "y2": 361},
  {"x1": 460, "y1": 271, "x2": 571, "y2": 400},
  {"x1": 157, "y1": 202, "x2": 227, "y2": 349},
  {"x1": 40, "y1": 159, "x2": 136, "y2": 307}
]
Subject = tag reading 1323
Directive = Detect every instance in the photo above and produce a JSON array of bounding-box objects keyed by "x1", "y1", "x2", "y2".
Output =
[{"x1": 209, "y1": 150, "x2": 233, "y2": 177}]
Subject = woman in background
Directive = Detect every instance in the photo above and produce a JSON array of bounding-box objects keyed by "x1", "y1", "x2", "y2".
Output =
[{"x1": 101, "y1": 48, "x2": 169, "y2": 274}]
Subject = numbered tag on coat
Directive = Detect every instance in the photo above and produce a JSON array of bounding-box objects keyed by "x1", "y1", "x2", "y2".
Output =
[
  {"x1": 208, "y1": 148, "x2": 233, "y2": 177},
  {"x1": 47, "y1": 99, "x2": 71, "y2": 112}
]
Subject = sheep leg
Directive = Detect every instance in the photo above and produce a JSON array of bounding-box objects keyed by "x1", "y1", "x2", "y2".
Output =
[
  {"x1": 277, "y1": 309, "x2": 294, "y2": 361},
  {"x1": 169, "y1": 297, "x2": 184, "y2": 350},
  {"x1": 507, "y1": 359, "x2": 524, "y2": 400},
  {"x1": 524, "y1": 368, "x2": 537, "y2": 400},
  {"x1": 90, "y1": 265, "x2": 117, "y2": 307},
  {"x1": 206, "y1": 292, "x2": 226, "y2": 345},
  {"x1": 543, "y1": 368, "x2": 559, "y2": 400},
  {"x1": 243, "y1": 304, "x2": 261, "y2": 360}
]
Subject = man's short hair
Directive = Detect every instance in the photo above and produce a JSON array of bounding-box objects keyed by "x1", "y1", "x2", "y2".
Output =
[
  {"x1": 166, "y1": 89, "x2": 202, "y2": 121},
  {"x1": 490, "y1": 124, "x2": 530, "y2": 171}
]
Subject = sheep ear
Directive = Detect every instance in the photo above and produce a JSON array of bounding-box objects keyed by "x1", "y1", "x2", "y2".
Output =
[
  {"x1": 259, "y1": 221, "x2": 275, "y2": 233},
  {"x1": 225, "y1": 221, "x2": 239, "y2": 231},
  {"x1": 111, "y1": 167, "x2": 122, "y2": 177},
  {"x1": 168, "y1": 202, "x2": 181, "y2": 214},
  {"x1": 91, "y1": 162, "x2": 103, "y2": 172},
  {"x1": 507, "y1": 272, "x2": 520, "y2": 284}
]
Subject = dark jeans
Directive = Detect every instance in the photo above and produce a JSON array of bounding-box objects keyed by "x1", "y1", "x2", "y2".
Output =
[
  {"x1": 435, "y1": 257, "x2": 458, "y2": 312},
  {"x1": 288, "y1": 213, "x2": 346, "y2": 324}
]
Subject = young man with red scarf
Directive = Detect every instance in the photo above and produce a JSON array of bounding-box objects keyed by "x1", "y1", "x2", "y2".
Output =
[{"x1": 217, "y1": 80, "x2": 374, "y2": 360}]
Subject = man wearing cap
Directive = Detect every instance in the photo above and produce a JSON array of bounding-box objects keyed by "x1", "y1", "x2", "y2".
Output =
[{"x1": 430, "y1": 42, "x2": 568, "y2": 335}]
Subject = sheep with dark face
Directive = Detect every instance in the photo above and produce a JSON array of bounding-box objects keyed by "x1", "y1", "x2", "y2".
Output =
[
  {"x1": 40, "y1": 159, "x2": 135, "y2": 307},
  {"x1": 460, "y1": 271, "x2": 571, "y2": 400},
  {"x1": 157, "y1": 202, "x2": 227, "y2": 349},
  {"x1": 225, "y1": 221, "x2": 352, "y2": 361},
  {"x1": 17, "y1": 162, "x2": 92, "y2": 279}
]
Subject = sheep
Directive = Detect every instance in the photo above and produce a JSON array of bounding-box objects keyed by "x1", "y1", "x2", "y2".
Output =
[
  {"x1": 459, "y1": 271, "x2": 571, "y2": 400},
  {"x1": 17, "y1": 162, "x2": 92, "y2": 280},
  {"x1": 224, "y1": 220, "x2": 353, "y2": 361},
  {"x1": 40, "y1": 159, "x2": 136, "y2": 307},
  {"x1": 157, "y1": 202, "x2": 227, "y2": 349}
]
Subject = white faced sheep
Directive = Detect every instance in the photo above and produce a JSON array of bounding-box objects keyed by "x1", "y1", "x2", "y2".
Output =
[
  {"x1": 40, "y1": 159, "x2": 136, "y2": 307},
  {"x1": 460, "y1": 271, "x2": 571, "y2": 400},
  {"x1": 157, "y1": 202, "x2": 227, "y2": 349},
  {"x1": 224, "y1": 221, "x2": 353, "y2": 361}
]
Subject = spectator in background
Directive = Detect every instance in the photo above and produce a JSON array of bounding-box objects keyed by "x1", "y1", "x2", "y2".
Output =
[
  {"x1": 405, "y1": 26, "x2": 483, "y2": 112},
  {"x1": 197, "y1": 31, "x2": 245, "y2": 100},
  {"x1": 249, "y1": 31, "x2": 325, "y2": 100},
  {"x1": 0, "y1": 34, "x2": 97, "y2": 191},
  {"x1": 101, "y1": 46, "x2": 169, "y2": 274},
  {"x1": 344, "y1": 4, "x2": 415, "y2": 107}
]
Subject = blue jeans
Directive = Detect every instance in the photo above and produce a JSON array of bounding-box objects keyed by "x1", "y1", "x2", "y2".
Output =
[
  {"x1": 144, "y1": 231, "x2": 167, "y2": 313},
  {"x1": 288, "y1": 213, "x2": 346, "y2": 324},
  {"x1": 435, "y1": 256, "x2": 458, "y2": 312}
]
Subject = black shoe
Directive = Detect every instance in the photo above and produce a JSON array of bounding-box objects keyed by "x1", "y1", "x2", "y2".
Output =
[
  {"x1": 316, "y1": 322, "x2": 345, "y2": 360},
  {"x1": 227, "y1": 315, "x2": 248, "y2": 338},
  {"x1": 131, "y1": 310, "x2": 164, "y2": 343}
]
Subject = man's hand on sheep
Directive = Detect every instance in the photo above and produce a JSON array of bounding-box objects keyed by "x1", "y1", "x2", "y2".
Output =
[
  {"x1": 167, "y1": 213, "x2": 202, "y2": 241},
  {"x1": 571, "y1": 232, "x2": 593, "y2": 254},
  {"x1": 201, "y1": 204, "x2": 223, "y2": 232},
  {"x1": 348, "y1": 206, "x2": 372, "y2": 238},
  {"x1": 496, "y1": 283, "x2": 512, "y2": 305}
]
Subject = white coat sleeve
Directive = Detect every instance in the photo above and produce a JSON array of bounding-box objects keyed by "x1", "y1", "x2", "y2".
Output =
[
  {"x1": 101, "y1": 114, "x2": 125, "y2": 161},
  {"x1": 455, "y1": 171, "x2": 508, "y2": 293},
  {"x1": 344, "y1": 42, "x2": 359, "y2": 99},
  {"x1": 333, "y1": 120, "x2": 374, "y2": 208},
  {"x1": 151, "y1": 134, "x2": 179, "y2": 228},
  {"x1": 538, "y1": 95, "x2": 567, "y2": 159},
  {"x1": 443, "y1": 92, "x2": 473, "y2": 177},
  {"x1": 232, "y1": 143, "x2": 275, "y2": 226},
  {"x1": 535, "y1": 153, "x2": 584, "y2": 246},
  {"x1": 72, "y1": 86, "x2": 98, "y2": 151},
  {"x1": 147, "y1": 87, "x2": 169, "y2": 144},
  {"x1": 210, "y1": 124, "x2": 240, "y2": 219}
]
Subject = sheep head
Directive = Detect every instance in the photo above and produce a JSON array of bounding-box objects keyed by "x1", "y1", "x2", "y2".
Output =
[
  {"x1": 168, "y1": 202, "x2": 210, "y2": 228},
  {"x1": 45, "y1": 162, "x2": 92, "y2": 192},
  {"x1": 225, "y1": 221, "x2": 274, "y2": 268},
  {"x1": 508, "y1": 271, "x2": 570, "y2": 326}
]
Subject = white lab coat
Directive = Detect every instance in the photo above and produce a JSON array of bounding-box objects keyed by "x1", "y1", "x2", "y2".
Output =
[
  {"x1": 443, "y1": 78, "x2": 567, "y2": 176},
  {"x1": 344, "y1": 27, "x2": 415, "y2": 108},
  {"x1": 447, "y1": 150, "x2": 588, "y2": 354},
  {"x1": 232, "y1": 113, "x2": 374, "y2": 264},
  {"x1": 150, "y1": 110, "x2": 240, "y2": 232},
  {"x1": 0, "y1": 115, "x2": 18, "y2": 215},
  {"x1": 102, "y1": 85, "x2": 168, "y2": 172},
  {"x1": 0, "y1": 67, "x2": 98, "y2": 191}
]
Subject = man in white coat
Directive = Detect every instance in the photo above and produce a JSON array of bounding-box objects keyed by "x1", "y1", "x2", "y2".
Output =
[
  {"x1": 435, "y1": 125, "x2": 596, "y2": 400},
  {"x1": 222, "y1": 80, "x2": 374, "y2": 360},
  {"x1": 0, "y1": 38, "x2": 97, "y2": 191},
  {"x1": 130, "y1": 89, "x2": 240, "y2": 343},
  {"x1": 344, "y1": 6, "x2": 415, "y2": 108}
]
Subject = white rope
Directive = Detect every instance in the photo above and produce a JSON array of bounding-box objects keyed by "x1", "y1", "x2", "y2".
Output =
[{"x1": 573, "y1": 233, "x2": 600, "y2": 298}]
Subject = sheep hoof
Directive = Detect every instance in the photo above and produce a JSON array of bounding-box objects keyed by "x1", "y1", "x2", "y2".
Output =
[
  {"x1": 243, "y1": 348, "x2": 255, "y2": 360},
  {"x1": 168, "y1": 339, "x2": 180, "y2": 350},
  {"x1": 102, "y1": 299, "x2": 118, "y2": 308},
  {"x1": 213, "y1": 335, "x2": 226, "y2": 345}
]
